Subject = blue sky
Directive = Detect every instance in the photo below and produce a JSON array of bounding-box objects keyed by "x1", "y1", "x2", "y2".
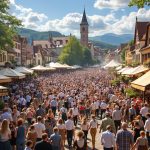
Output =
[{"x1": 10, "y1": 0, "x2": 150, "y2": 37}]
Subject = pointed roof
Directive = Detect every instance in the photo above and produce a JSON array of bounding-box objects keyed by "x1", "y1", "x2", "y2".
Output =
[{"x1": 80, "y1": 9, "x2": 88, "y2": 26}]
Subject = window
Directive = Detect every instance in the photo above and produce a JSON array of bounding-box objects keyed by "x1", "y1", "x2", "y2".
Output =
[{"x1": 3, "y1": 54, "x2": 6, "y2": 62}]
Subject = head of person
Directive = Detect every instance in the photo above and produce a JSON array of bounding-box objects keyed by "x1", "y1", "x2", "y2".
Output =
[
  {"x1": 106, "y1": 125, "x2": 112, "y2": 131},
  {"x1": 144, "y1": 103, "x2": 148, "y2": 107},
  {"x1": 140, "y1": 131, "x2": 146, "y2": 138},
  {"x1": 17, "y1": 118, "x2": 23, "y2": 126},
  {"x1": 42, "y1": 133, "x2": 48, "y2": 141},
  {"x1": 146, "y1": 113, "x2": 150, "y2": 119},
  {"x1": 53, "y1": 127, "x2": 58, "y2": 133},
  {"x1": 91, "y1": 115, "x2": 95, "y2": 120},
  {"x1": 76, "y1": 130, "x2": 84, "y2": 139},
  {"x1": 134, "y1": 121, "x2": 139, "y2": 127},
  {"x1": 38, "y1": 104, "x2": 42, "y2": 108},
  {"x1": 30, "y1": 125, "x2": 35, "y2": 131},
  {"x1": 37, "y1": 116, "x2": 42, "y2": 122},
  {"x1": 121, "y1": 122, "x2": 128, "y2": 130},
  {"x1": 26, "y1": 140, "x2": 33, "y2": 148},
  {"x1": 68, "y1": 116, "x2": 71, "y2": 120},
  {"x1": 105, "y1": 112, "x2": 110, "y2": 118},
  {"x1": 58, "y1": 119, "x2": 63, "y2": 125},
  {"x1": 0, "y1": 119, "x2": 9, "y2": 134}
]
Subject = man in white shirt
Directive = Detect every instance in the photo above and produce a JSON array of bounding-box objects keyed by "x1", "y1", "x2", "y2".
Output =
[
  {"x1": 112, "y1": 106, "x2": 122, "y2": 131},
  {"x1": 101, "y1": 125, "x2": 115, "y2": 150},
  {"x1": 140, "y1": 103, "x2": 149, "y2": 123},
  {"x1": 144, "y1": 113, "x2": 150, "y2": 146},
  {"x1": 100, "y1": 101, "x2": 107, "y2": 119},
  {"x1": 34, "y1": 116, "x2": 45, "y2": 142},
  {"x1": 95, "y1": 100, "x2": 100, "y2": 118},
  {"x1": 72, "y1": 105, "x2": 79, "y2": 126},
  {"x1": 65, "y1": 116, "x2": 75, "y2": 147}
]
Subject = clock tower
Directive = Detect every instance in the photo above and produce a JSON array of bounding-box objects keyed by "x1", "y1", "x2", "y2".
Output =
[{"x1": 80, "y1": 9, "x2": 89, "y2": 47}]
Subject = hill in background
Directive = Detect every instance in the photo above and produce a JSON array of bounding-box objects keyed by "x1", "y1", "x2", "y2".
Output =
[
  {"x1": 90, "y1": 33, "x2": 133, "y2": 46},
  {"x1": 17, "y1": 28, "x2": 126, "y2": 49}
]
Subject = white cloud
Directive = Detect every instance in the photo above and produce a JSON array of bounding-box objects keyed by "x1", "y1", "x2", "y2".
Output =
[
  {"x1": 9, "y1": 0, "x2": 150, "y2": 37},
  {"x1": 111, "y1": 8, "x2": 150, "y2": 34},
  {"x1": 94, "y1": 0, "x2": 130, "y2": 9}
]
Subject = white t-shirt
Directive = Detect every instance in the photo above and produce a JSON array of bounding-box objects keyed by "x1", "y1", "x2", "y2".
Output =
[
  {"x1": 57, "y1": 124, "x2": 66, "y2": 130},
  {"x1": 90, "y1": 120, "x2": 98, "y2": 128},
  {"x1": 140, "y1": 107, "x2": 149, "y2": 117},
  {"x1": 34, "y1": 122, "x2": 45, "y2": 138}
]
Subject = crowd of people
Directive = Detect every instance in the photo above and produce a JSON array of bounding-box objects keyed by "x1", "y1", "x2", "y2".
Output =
[{"x1": 0, "y1": 68, "x2": 149, "y2": 150}]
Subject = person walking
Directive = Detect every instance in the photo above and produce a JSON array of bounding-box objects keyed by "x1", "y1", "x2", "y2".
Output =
[
  {"x1": 100, "y1": 112, "x2": 116, "y2": 134},
  {"x1": 80, "y1": 118, "x2": 89, "y2": 143},
  {"x1": 144, "y1": 113, "x2": 150, "y2": 146},
  {"x1": 0, "y1": 119, "x2": 12, "y2": 150},
  {"x1": 116, "y1": 122, "x2": 134, "y2": 150},
  {"x1": 65, "y1": 116, "x2": 75, "y2": 148},
  {"x1": 89, "y1": 115, "x2": 98, "y2": 150},
  {"x1": 72, "y1": 105, "x2": 79, "y2": 126},
  {"x1": 16, "y1": 118, "x2": 26, "y2": 150},
  {"x1": 112, "y1": 105, "x2": 122, "y2": 131},
  {"x1": 34, "y1": 133, "x2": 52, "y2": 150},
  {"x1": 49, "y1": 127, "x2": 61, "y2": 150},
  {"x1": 57, "y1": 119, "x2": 66, "y2": 148},
  {"x1": 73, "y1": 130, "x2": 87, "y2": 150},
  {"x1": 101, "y1": 125, "x2": 115, "y2": 150},
  {"x1": 131, "y1": 131, "x2": 148, "y2": 150}
]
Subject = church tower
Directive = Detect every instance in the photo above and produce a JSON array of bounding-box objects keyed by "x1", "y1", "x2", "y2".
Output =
[{"x1": 80, "y1": 9, "x2": 89, "y2": 47}]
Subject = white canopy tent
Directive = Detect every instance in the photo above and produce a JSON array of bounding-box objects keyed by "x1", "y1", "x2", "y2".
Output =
[
  {"x1": 104, "y1": 60, "x2": 121, "y2": 68},
  {"x1": 117, "y1": 66, "x2": 131, "y2": 74},
  {"x1": 31, "y1": 65, "x2": 55, "y2": 71},
  {"x1": 0, "y1": 75, "x2": 12, "y2": 83},
  {"x1": 15, "y1": 67, "x2": 34, "y2": 74},
  {"x1": 0, "y1": 68, "x2": 25, "y2": 79},
  {"x1": 49, "y1": 62, "x2": 72, "y2": 69}
]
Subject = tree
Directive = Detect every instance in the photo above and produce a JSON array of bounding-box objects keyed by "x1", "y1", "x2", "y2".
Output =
[
  {"x1": 0, "y1": 0, "x2": 21, "y2": 50},
  {"x1": 59, "y1": 36, "x2": 83, "y2": 65},
  {"x1": 82, "y1": 47, "x2": 93, "y2": 66},
  {"x1": 129, "y1": 0, "x2": 150, "y2": 8}
]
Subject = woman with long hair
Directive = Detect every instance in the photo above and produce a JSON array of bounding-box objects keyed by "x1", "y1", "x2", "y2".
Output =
[
  {"x1": 73, "y1": 130, "x2": 87, "y2": 150},
  {"x1": 0, "y1": 119, "x2": 12, "y2": 150},
  {"x1": 89, "y1": 115, "x2": 98, "y2": 150},
  {"x1": 26, "y1": 125, "x2": 37, "y2": 148},
  {"x1": 57, "y1": 119, "x2": 66, "y2": 148},
  {"x1": 80, "y1": 118, "x2": 89, "y2": 143}
]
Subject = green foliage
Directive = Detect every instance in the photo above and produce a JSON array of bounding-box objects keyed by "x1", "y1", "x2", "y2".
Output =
[
  {"x1": 82, "y1": 47, "x2": 93, "y2": 66},
  {"x1": 111, "y1": 79, "x2": 120, "y2": 86},
  {"x1": 0, "y1": 100, "x2": 4, "y2": 110},
  {"x1": 59, "y1": 36, "x2": 96, "y2": 66},
  {"x1": 129, "y1": 0, "x2": 150, "y2": 8},
  {"x1": 0, "y1": 0, "x2": 22, "y2": 50},
  {"x1": 121, "y1": 48, "x2": 126, "y2": 62},
  {"x1": 129, "y1": 39, "x2": 134, "y2": 46},
  {"x1": 125, "y1": 88, "x2": 139, "y2": 98},
  {"x1": 59, "y1": 36, "x2": 83, "y2": 65}
]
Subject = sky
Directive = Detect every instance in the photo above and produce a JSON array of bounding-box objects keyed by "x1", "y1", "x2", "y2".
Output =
[{"x1": 9, "y1": 0, "x2": 150, "y2": 37}]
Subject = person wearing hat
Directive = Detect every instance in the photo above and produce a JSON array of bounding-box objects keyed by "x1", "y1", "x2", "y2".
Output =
[{"x1": 100, "y1": 112, "x2": 116, "y2": 134}]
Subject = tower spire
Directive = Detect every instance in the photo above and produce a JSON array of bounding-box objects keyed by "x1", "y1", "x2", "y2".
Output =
[{"x1": 80, "y1": 8, "x2": 88, "y2": 25}]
